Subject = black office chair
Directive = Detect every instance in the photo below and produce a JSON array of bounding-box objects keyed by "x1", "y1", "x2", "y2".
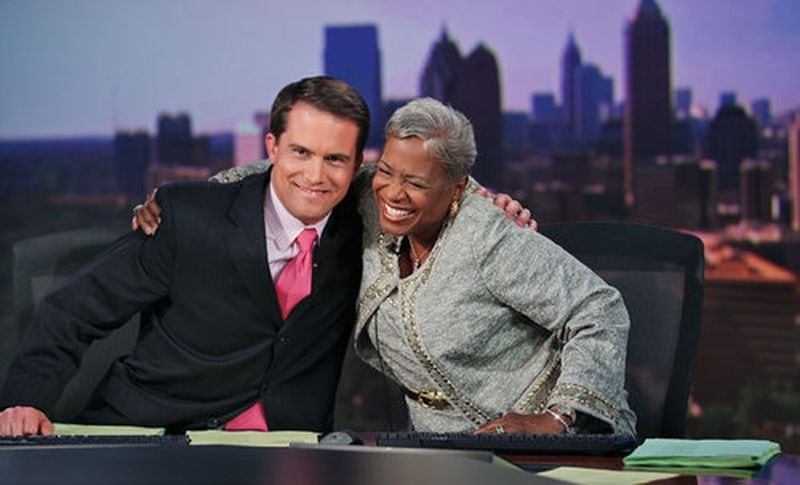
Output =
[
  {"x1": 7, "y1": 226, "x2": 138, "y2": 421},
  {"x1": 540, "y1": 221, "x2": 704, "y2": 438}
]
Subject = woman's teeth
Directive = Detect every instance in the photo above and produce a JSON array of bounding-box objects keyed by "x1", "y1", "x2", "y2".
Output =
[{"x1": 385, "y1": 204, "x2": 411, "y2": 217}]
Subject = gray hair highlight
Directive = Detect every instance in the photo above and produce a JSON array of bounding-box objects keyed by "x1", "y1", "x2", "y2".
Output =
[{"x1": 385, "y1": 98, "x2": 476, "y2": 182}]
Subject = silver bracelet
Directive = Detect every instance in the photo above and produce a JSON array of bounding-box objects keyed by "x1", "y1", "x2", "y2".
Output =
[{"x1": 545, "y1": 408, "x2": 575, "y2": 434}]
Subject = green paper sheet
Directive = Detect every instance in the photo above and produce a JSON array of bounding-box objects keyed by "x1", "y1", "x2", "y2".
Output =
[
  {"x1": 187, "y1": 430, "x2": 320, "y2": 447},
  {"x1": 622, "y1": 438, "x2": 781, "y2": 469},
  {"x1": 53, "y1": 423, "x2": 165, "y2": 436}
]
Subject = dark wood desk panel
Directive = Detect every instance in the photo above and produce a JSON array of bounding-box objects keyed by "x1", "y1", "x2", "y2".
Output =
[
  {"x1": 0, "y1": 445, "x2": 557, "y2": 485},
  {"x1": 0, "y1": 440, "x2": 796, "y2": 484}
]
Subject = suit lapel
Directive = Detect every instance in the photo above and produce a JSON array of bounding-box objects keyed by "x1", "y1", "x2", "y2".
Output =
[{"x1": 224, "y1": 171, "x2": 283, "y2": 327}]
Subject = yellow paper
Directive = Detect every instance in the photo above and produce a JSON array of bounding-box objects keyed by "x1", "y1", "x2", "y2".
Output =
[
  {"x1": 53, "y1": 423, "x2": 165, "y2": 436},
  {"x1": 187, "y1": 430, "x2": 320, "y2": 447},
  {"x1": 539, "y1": 466, "x2": 678, "y2": 485},
  {"x1": 624, "y1": 465, "x2": 759, "y2": 479}
]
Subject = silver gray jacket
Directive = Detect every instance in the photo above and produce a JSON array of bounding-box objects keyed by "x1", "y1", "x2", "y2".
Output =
[{"x1": 354, "y1": 183, "x2": 637, "y2": 435}]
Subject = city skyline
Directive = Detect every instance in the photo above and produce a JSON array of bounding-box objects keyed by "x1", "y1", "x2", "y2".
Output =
[{"x1": 1, "y1": 0, "x2": 799, "y2": 139}]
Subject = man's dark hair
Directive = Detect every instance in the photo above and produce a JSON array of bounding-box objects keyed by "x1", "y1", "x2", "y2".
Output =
[{"x1": 270, "y1": 76, "x2": 371, "y2": 154}]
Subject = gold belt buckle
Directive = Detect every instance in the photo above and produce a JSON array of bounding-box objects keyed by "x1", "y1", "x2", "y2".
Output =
[{"x1": 416, "y1": 389, "x2": 446, "y2": 409}]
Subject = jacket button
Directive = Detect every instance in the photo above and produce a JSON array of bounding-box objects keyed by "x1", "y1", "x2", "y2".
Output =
[{"x1": 207, "y1": 417, "x2": 220, "y2": 428}]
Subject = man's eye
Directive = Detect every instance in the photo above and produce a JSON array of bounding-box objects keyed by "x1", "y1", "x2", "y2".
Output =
[
  {"x1": 377, "y1": 166, "x2": 391, "y2": 175},
  {"x1": 293, "y1": 147, "x2": 308, "y2": 156}
]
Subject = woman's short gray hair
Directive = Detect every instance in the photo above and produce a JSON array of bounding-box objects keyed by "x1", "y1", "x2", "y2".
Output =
[{"x1": 385, "y1": 98, "x2": 476, "y2": 182}]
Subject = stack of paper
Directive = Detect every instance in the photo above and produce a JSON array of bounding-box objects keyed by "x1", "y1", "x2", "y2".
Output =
[
  {"x1": 623, "y1": 438, "x2": 781, "y2": 478},
  {"x1": 186, "y1": 430, "x2": 320, "y2": 447},
  {"x1": 53, "y1": 423, "x2": 165, "y2": 436}
]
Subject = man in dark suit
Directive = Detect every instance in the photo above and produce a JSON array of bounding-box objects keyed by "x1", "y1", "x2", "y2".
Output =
[{"x1": 0, "y1": 76, "x2": 367, "y2": 436}]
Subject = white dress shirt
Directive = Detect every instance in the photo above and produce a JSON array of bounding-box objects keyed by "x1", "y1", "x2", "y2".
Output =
[{"x1": 263, "y1": 180, "x2": 329, "y2": 282}]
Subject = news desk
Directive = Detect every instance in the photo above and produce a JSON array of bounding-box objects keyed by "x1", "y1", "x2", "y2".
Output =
[
  {"x1": 0, "y1": 436, "x2": 797, "y2": 485},
  {"x1": 1, "y1": 444, "x2": 546, "y2": 485}
]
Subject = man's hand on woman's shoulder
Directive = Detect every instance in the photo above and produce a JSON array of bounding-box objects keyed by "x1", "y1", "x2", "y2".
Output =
[{"x1": 473, "y1": 187, "x2": 538, "y2": 230}]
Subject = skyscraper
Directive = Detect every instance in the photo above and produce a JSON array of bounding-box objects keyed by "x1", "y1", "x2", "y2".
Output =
[
  {"x1": 624, "y1": 0, "x2": 672, "y2": 207},
  {"x1": 157, "y1": 113, "x2": 193, "y2": 166},
  {"x1": 530, "y1": 93, "x2": 560, "y2": 152},
  {"x1": 719, "y1": 91, "x2": 738, "y2": 110},
  {"x1": 597, "y1": 74, "x2": 614, "y2": 122},
  {"x1": 504, "y1": 112, "x2": 529, "y2": 156},
  {"x1": 740, "y1": 159, "x2": 774, "y2": 223},
  {"x1": 580, "y1": 63, "x2": 613, "y2": 141},
  {"x1": 561, "y1": 33, "x2": 582, "y2": 139},
  {"x1": 324, "y1": 25, "x2": 383, "y2": 148},
  {"x1": 420, "y1": 31, "x2": 503, "y2": 188},
  {"x1": 789, "y1": 118, "x2": 800, "y2": 232},
  {"x1": 454, "y1": 44, "x2": 503, "y2": 188},
  {"x1": 532, "y1": 93, "x2": 558, "y2": 122},
  {"x1": 674, "y1": 87, "x2": 692, "y2": 118},
  {"x1": 750, "y1": 98, "x2": 772, "y2": 127},
  {"x1": 420, "y1": 28, "x2": 463, "y2": 103},
  {"x1": 114, "y1": 130, "x2": 150, "y2": 200},
  {"x1": 706, "y1": 105, "x2": 758, "y2": 196}
]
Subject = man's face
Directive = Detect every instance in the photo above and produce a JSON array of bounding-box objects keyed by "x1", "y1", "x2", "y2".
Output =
[{"x1": 266, "y1": 101, "x2": 362, "y2": 225}]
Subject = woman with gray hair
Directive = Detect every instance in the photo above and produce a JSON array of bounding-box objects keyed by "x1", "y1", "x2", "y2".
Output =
[
  {"x1": 133, "y1": 97, "x2": 636, "y2": 436},
  {"x1": 354, "y1": 97, "x2": 636, "y2": 435}
]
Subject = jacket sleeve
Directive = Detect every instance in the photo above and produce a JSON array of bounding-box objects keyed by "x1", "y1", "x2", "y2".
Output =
[
  {"x1": 474, "y1": 208, "x2": 635, "y2": 435},
  {"x1": 209, "y1": 159, "x2": 270, "y2": 183},
  {"x1": 0, "y1": 189, "x2": 178, "y2": 415}
]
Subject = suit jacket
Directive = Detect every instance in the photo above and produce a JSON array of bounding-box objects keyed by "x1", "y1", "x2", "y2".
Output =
[{"x1": 0, "y1": 170, "x2": 363, "y2": 432}]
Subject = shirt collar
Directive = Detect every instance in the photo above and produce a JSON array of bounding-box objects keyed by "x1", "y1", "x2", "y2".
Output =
[{"x1": 266, "y1": 178, "x2": 330, "y2": 250}]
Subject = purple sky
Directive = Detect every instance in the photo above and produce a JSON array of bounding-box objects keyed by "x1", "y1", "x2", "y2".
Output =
[{"x1": 1, "y1": 0, "x2": 798, "y2": 138}]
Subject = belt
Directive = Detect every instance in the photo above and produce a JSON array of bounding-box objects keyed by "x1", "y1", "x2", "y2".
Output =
[{"x1": 401, "y1": 386, "x2": 452, "y2": 410}]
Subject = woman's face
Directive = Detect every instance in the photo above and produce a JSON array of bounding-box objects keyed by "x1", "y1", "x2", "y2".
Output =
[{"x1": 372, "y1": 136, "x2": 466, "y2": 241}]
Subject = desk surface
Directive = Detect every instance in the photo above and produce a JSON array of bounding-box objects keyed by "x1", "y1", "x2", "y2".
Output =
[{"x1": 0, "y1": 439, "x2": 797, "y2": 485}]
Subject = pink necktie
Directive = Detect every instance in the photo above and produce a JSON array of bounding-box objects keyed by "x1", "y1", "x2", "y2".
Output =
[
  {"x1": 224, "y1": 228, "x2": 318, "y2": 432},
  {"x1": 275, "y1": 228, "x2": 318, "y2": 319}
]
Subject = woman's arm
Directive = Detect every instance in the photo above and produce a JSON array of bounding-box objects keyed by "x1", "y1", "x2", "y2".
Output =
[{"x1": 473, "y1": 210, "x2": 634, "y2": 435}]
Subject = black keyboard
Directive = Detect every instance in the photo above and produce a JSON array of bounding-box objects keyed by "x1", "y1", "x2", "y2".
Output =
[
  {"x1": 0, "y1": 434, "x2": 188, "y2": 448},
  {"x1": 376, "y1": 432, "x2": 637, "y2": 455}
]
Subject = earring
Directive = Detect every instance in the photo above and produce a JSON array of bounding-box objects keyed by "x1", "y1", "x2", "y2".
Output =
[{"x1": 449, "y1": 199, "x2": 459, "y2": 218}]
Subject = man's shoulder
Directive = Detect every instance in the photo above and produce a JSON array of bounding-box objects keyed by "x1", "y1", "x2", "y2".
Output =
[{"x1": 159, "y1": 172, "x2": 266, "y2": 203}]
